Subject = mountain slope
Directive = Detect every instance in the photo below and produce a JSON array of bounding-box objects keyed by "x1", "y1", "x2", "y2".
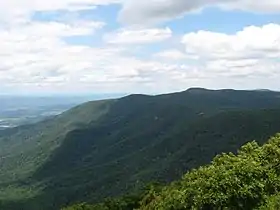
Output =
[
  {"x1": 2, "y1": 89, "x2": 280, "y2": 209},
  {"x1": 0, "y1": 99, "x2": 114, "y2": 187},
  {"x1": 64, "y1": 134, "x2": 280, "y2": 210},
  {"x1": 32, "y1": 109, "x2": 280, "y2": 209}
]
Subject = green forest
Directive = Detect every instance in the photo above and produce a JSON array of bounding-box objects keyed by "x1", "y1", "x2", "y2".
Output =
[
  {"x1": 64, "y1": 134, "x2": 280, "y2": 210},
  {"x1": 1, "y1": 89, "x2": 280, "y2": 209}
]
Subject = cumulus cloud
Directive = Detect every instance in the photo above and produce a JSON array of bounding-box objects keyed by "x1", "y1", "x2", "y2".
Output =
[
  {"x1": 182, "y1": 24, "x2": 280, "y2": 60},
  {"x1": 0, "y1": 0, "x2": 121, "y2": 25},
  {"x1": 119, "y1": 0, "x2": 280, "y2": 25},
  {"x1": 0, "y1": 16, "x2": 187, "y2": 94},
  {"x1": 2, "y1": 21, "x2": 280, "y2": 94},
  {"x1": 154, "y1": 49, "x2": 198, "y2": 60},
  {"x1": 181, "y1": 23, "x2": 280, "y2": 78},
  {"x1": 104, "y1": 27, "x2": 172, "y2": 44},
  {"x1": 1, "y1": 0, "x2": 280, "y2": 94}
]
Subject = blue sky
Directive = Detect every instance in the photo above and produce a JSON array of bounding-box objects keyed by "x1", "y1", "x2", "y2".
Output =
[{"x1": 0, "y1": 0, "x2": 280, "y2": 95}]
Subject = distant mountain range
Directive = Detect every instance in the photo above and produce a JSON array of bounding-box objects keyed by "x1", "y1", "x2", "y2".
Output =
[{"x1": 1, "y1": 88, "x2": 280, "y2": 209}]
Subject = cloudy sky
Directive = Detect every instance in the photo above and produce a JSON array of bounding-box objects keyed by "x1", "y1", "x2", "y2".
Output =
[{"x1": 0, "y1": 0, "x2": 280, "y2": 95}]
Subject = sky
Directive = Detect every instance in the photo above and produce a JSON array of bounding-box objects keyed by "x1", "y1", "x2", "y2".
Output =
[{"x1": 0, "y1": 0, "x2": 280, "y2": 95}]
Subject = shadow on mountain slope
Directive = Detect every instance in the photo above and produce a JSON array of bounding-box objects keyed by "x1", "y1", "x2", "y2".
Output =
[{"x1": 26, "y1": 90, "x2": 280, "y2": 209}]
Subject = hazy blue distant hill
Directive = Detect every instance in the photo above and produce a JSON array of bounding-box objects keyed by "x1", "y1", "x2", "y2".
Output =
[
  {"x1": 1, "y1": 89, "x2": 280, "y2": 209},
  {"x1": 0, "y1": 94, "x2": 124, "y2": 129}
]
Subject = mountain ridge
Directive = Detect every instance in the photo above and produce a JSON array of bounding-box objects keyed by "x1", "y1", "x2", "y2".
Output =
[{"x1": 2, "y1": 89, "x2": 280, "y2": 209}]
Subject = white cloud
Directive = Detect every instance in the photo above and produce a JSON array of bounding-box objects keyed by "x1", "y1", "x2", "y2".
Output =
[
  {"x1": 154, "y1": 49, "x2": 198, "y2": 60},
  {"x1": 104, "y1": 27, "x2": 172, "y2": 44},
  {"x1": 119, "y1": 0, "x2": 280, "y2": 25},
  {"x1": 181, "y1": 23, "x2": 280, "y2": 79},
  {"x1": 0, "y1": 0, "x2": 120, "y2": 16},
  {"x1": 1, "y1": 0, "x2": 280, "y2": 94},
  {"x1": 220, "y1": 0, "x2": 280, "y2": 13},
  {"x1": 182, "y1": 24, "x2": 280, "y2": 61},
  {"x1": 16, "y1": 21, "x2": 105, "y2": 37},
  {"x1": 0, "y1": 0, "x2": 121, "y2": 26},
  {"x1": 0, "y1": 16, "x2": 187, "y2": 94},
  {"x1": 2, "y1": 21, "x2": 280, "y2": 94}
]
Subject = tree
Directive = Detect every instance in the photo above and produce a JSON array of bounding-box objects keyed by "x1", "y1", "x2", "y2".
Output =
[{"x1": 141, "y1": 135, "x2": 280, "y2": 210}]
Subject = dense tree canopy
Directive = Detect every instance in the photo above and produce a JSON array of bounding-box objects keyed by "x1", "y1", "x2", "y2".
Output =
[{"x1": 64, "y1": 134, "x2": 280, "y2": 210}]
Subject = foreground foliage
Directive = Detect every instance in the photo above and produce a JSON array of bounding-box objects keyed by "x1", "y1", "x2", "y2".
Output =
[{"x1": 65, "y1": 134, "x2": 280, "y2": 210}]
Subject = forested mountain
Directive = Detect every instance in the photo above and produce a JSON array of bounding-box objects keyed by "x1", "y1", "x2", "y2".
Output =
[
  {"x1": 1, "y1": 88, "x2": 280, "y2": 209},
  {"x1": 64, "y1": 134, "x2": 280, "y2": 210}
]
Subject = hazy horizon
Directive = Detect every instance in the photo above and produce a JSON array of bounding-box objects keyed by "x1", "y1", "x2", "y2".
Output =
[{"x1": 0, "y1": 88, "x2": 279, "y2": 98}]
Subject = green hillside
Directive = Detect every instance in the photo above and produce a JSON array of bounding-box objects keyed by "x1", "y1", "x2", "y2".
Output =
[
  {"x1": 0, "y1": 100, "x2": 114, "y2": 200},
  {"x1": 1, "y1": 89, "x2": 280, "y2": 209},
  {"x1": 64, "y1": 134, "x2": 280, "y2": 210}
]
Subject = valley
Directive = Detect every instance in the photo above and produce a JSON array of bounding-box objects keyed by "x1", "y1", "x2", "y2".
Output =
[{"x1": 0, "y1": 95, "x2": 122, "y2": 129}]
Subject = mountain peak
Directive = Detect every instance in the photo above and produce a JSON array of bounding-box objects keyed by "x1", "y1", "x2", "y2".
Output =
[{"x1": 186, "y1": 88, "x2": 213, "y2": 93}]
